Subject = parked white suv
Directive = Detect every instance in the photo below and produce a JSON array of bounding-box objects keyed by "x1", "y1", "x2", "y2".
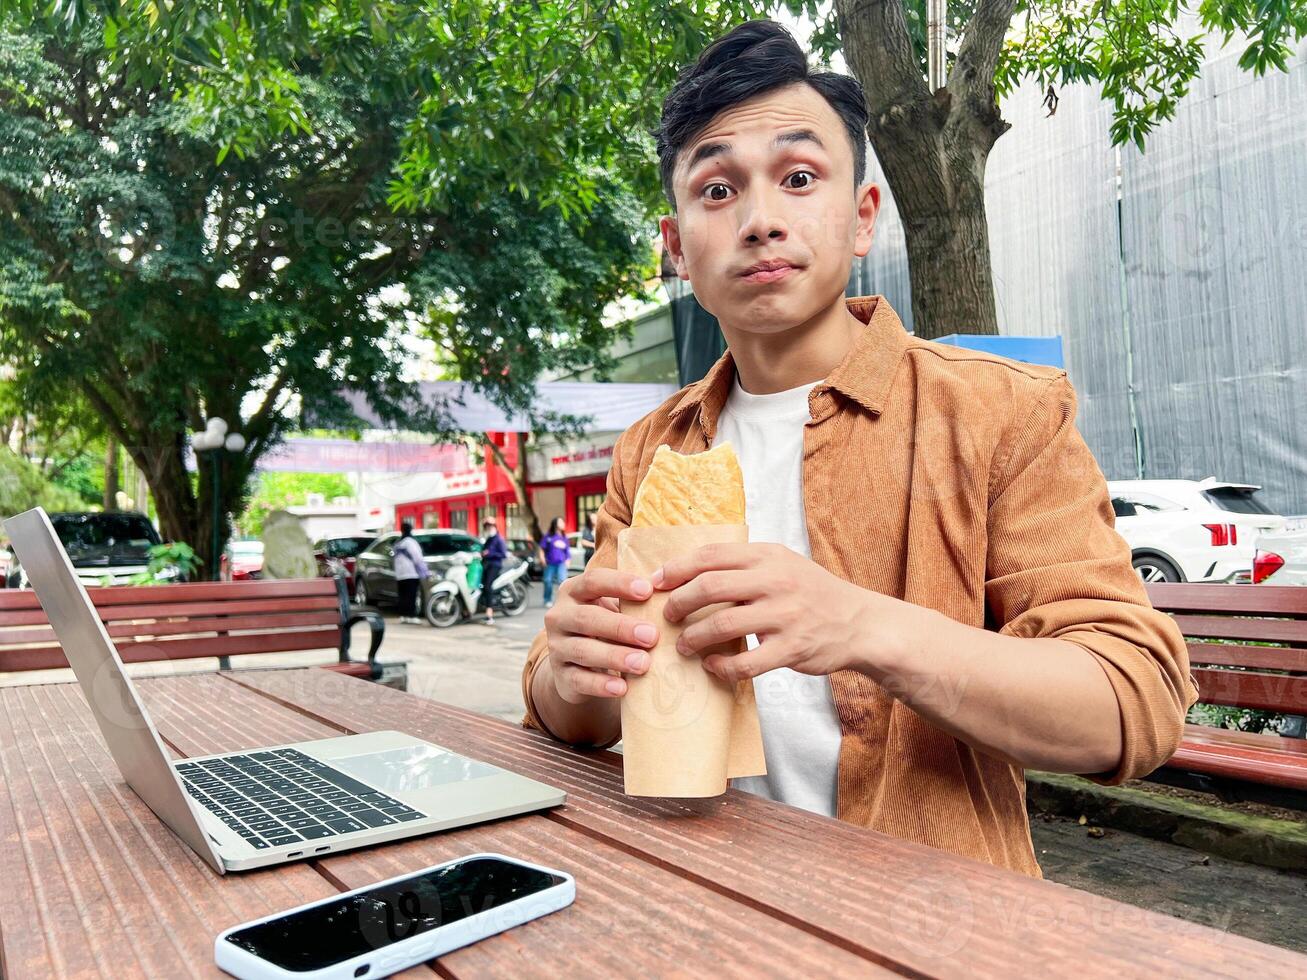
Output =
[
  {"x1": 1107, "y1": 479, "x2": 1285, "y2": 583},
  {"x1": 1253, "y1": 518, "x2": 1307, "y2": 585}
]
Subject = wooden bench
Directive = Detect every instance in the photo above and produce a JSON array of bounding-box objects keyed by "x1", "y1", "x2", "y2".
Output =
[
  {"x1": 1146, "y1": 582, "x2": 1307, "y2": 808},
  {"x1": 0, "y1": 577, "x2": 401, "y2": 687}
]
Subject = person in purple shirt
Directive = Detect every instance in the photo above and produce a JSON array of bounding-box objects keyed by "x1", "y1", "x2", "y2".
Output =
[
  {"x1": 537, "y1": 517, "x2": 570, "y2": 608},
  {"x1": 476, "y1": 518, "x2": 508, "y2": 624}
]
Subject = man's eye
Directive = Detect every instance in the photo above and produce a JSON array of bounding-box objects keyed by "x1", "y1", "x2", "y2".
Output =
[
  {"x1": 786, "y1": 170, "x2": 817, "y2": 189},
  {"x1": 703, "y1": 183, "x2": 732, "y2": 202}
]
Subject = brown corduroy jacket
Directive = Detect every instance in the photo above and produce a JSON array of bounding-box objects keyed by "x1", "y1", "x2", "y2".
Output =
[{"x1": 520, "y1": 294, "x2": 1199, "y2": 876}]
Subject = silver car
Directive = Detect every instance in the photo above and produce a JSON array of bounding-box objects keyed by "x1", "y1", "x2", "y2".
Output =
[{"x1": 1253, "y1": 517, "x2": 1307, "y2": 585}]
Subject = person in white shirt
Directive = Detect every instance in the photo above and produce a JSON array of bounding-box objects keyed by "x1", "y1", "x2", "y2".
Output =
[{"x1": 393, "y1": 521, "x2": 429, "y2": 625}]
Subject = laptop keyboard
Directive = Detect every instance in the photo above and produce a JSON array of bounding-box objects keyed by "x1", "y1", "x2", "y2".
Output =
[{"x1": 176, "y1": 748, "x2": 426, "y2": 850}]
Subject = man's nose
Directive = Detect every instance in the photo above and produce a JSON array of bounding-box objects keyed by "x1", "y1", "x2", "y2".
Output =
[{"x1": 737, "y1": 188, "x2": 789, "y2": 244}]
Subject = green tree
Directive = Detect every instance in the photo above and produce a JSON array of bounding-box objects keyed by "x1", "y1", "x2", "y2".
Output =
[
  {"x1": 23, "y1": 0, "x2": 1302, "y2": 340},
  {"x1": 0, "y1": 19, "x2": 653, "y2": 571},
  {"x1": 0, "y1": 449, "x2": 85, "y2": 517},
  {"x1": 0, "y1": 382, "x2": 107, "y2": 505}
]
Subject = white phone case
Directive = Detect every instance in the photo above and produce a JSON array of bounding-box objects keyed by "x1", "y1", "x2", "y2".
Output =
[{"x1": 214, "y1": 852, "x2": 576, "y2": 980}]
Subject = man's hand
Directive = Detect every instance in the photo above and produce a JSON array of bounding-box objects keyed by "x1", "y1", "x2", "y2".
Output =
[
  {"x1": 542, "y1": 567, "x2": 662, "y2": 703},
  {"x1": 656, "y1": 542, "x2": 898, "y2": 682}
]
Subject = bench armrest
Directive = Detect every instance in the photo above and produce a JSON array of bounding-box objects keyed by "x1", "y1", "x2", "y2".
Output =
[{"x1": 335, "y1": 575, "x2": 385, "y2": 669}]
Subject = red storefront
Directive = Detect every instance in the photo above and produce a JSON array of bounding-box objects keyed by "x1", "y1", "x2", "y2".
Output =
[
  {"x1": 394, "y1": 431, "x2": 522, "y2": 536},
  {"x1": 523, "y1": 432, "x2": 618, "y2": 535},
  {"x1": 393, "y1": 430, "x2": 617, "y2": 542}
]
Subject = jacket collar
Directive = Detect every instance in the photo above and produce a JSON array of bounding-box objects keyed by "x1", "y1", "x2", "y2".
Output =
[{"x1": 667, "y1": 294, "x2": 909, "y2": 437}]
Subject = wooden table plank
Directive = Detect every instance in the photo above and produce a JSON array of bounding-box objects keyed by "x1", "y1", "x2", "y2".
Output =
[
  {"x1": 315, "y1": 819, "x2": 898, "y2": 979},
  {"x1": 226, "y1": 668, "x2": 1307, "y2": 978},
  {"x1": 0, "y1": 682, "x2": 341, "y2": 980},
  {"x1": 138, "y1": 674, "x2": 893, "y2": 978},
  {"x1": 137, "y1": 671, "x2": 344, "y2": 758},
  {"x1": 8, "y1": 668, "x2": 1305, "y2": 979}
]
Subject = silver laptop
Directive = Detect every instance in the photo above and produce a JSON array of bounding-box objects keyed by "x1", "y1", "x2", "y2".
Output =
[{"x1": 4, "y1": 507, "x2": 565, "y2": 874}]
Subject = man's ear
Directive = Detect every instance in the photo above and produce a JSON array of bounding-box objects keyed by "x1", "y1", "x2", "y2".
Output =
[
  {"x1": 852, "y1": 182, "x2": 880, "y2": 259},
  {"x1": 659, "y1": 214, "x2": 691, "y2": 281}
]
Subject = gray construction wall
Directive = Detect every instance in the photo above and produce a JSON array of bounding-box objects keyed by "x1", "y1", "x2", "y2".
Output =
[{"x1": 850, "y1": 34, "x2": 1307, "y2": 515}]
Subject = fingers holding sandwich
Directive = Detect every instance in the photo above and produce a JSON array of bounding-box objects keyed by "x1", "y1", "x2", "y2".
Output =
[{"x1": 544, "y1": 566, "x2": 662, "y2": 703}]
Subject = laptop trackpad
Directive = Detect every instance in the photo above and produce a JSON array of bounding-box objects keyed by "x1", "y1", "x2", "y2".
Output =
[{"x1": 332, "y1": 744, "x2": 501, "y2": 793}]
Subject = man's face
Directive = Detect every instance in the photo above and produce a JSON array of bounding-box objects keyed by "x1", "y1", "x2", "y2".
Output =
[{"x1": 660, "y1": 82, "x2": 879, "y2": 336}]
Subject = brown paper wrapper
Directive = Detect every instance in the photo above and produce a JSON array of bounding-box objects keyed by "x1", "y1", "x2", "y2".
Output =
[{"x1": 617, "y1": 524, "x2": 767, "y2": 797}]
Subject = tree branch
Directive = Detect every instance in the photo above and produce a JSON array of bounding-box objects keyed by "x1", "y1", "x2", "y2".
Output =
[
  {"x1": 244, "y1": 367, "x2": 292, "y2": 447},
  {"x1": 834, "y1": 0, "x2": 932, "y2": 120},
  {"x1": 950, "y1": 0, "x2": 1021, "y2": 110}
]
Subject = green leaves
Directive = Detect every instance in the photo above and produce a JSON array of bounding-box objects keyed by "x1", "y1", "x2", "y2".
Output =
[
  {"x1": 0, "y1": 0, "x2": 771, "y2": 219},
  {"x1": 0, "y1": 13, "x2": 658, "y2": 555},
  {"x1": 998, "y1": 0, "x2": 1301, "y2": 149}
]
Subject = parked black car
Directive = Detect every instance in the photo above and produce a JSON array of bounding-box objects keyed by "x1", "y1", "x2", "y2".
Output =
[
  {"x1": 313, "y1": 534, "x2": 378, "y2": 594},
  {"x1": 508, "y1": 537, "x2": 543, "y2": 580},
  {"x1": 6, "y1": 511, "x2": 163, "y2": 588},
  {"x1": 352, "y1": 529, "x2": 484, "y2": 608}
]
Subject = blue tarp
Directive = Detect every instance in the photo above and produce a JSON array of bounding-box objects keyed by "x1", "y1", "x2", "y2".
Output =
[{"x1": 933, "y1": 334, "x2": 1065, "y2": 369}]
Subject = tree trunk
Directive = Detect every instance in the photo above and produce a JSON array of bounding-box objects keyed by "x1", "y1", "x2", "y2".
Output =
[
  {"x1": 485, "y1": 433, "x2": 543, "y2": 542},
  {"x1": 836, "y1": 0, "x2": 1017, "y2": 341},
  {"x1": 871, "y1": 114, "x2": 1004, "y2": 339},
  {"x1": 103, "y1": 437, "x2": 119, "y2": 510},
  {"x1": 142, "y1": 443, "x2": 250, "y2": 579}
]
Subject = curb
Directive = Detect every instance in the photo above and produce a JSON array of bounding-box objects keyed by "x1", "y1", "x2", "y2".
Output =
[{"x1": 1025, "y1": 771, "x2": 1307, "y2": 871}]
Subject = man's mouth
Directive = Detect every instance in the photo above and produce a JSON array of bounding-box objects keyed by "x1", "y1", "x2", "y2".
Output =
[{"x1": 739, "y1": 260, "x2": 800, "y2": 284}]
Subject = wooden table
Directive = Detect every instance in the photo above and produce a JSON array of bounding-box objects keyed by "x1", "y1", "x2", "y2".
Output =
[{"x1": 1, "y1": 669, "x2": 1302, "y2": 978}]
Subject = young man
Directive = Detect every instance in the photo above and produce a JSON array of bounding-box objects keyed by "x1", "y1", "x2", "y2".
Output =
[
  {"x1": 477, "y1": 518, "x2": 508, "y2": 624},
  {"x1": 519, "y1": 20, "x2": 1198, "y2": 876}
]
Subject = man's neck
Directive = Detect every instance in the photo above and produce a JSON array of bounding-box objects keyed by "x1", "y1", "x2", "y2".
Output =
[{"x1": 721, "y1": 294, "x2": 861, "y2": 395}]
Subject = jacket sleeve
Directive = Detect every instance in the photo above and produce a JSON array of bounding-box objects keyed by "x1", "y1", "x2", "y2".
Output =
[
  {"x1": 520, "y1": 427, "x2": 638, "y2": 748},
  {"x1": 412, "y1": 540, "x2": 431, "y2": 578},
  {"x1": 984, "y1": 373, "x2": 1200, "y2": 785}
]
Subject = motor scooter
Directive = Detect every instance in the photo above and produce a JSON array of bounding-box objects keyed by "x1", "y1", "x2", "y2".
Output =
[{"x1": 424, "y1": 554, "x2": 529, "y2": 627}]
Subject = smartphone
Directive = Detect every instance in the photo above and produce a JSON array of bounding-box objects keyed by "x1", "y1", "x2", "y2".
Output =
[{"x1": 215, "y1": 852, "x2": 575, "y2": 980}]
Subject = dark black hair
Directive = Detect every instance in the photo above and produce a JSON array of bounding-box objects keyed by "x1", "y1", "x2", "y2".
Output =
[
  {"x1": 400, "y1": 520, "x2": 413, "y2": 536},
  {"x1": 652, "y1": 20, "x2": 868, "y2": 211}
]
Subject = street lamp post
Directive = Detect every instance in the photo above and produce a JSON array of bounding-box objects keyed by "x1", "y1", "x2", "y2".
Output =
[{"x1": 191, "y1": 417, "x2": 246, "y2": 581}]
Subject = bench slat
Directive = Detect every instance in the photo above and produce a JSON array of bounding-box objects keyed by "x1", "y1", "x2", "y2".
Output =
[
  {"x1": 1169, "y1": 613, "x2": 1307, "y2": 645},
  {"x1": 1171, "y1": 738, "x2": 1307, "y2": 792},
  {"x1": 94, "y1": 579, "x2": 337, "y2": 605},
  {"x1": 0, "y1": 610, "x2": 340, "y2": 648},
  {"x1": 0, "y1": 590, "x2": 43, "y2": 611},
  {"x1": 98, "y1": 596, "x2": 340, "y2": 621},
  {"x1": 0, "y1": 627, "x2": 341, "y2": 672},
  {"x1": 1181, "y1": 722, "x2": 1307, "y2": 755},
  {"x1": 1147, "y1": 583, "x2": 1307, "y2": 618},
  {"x1": 0, "y1": 595, "x2": 339, "y2": 626},
  {"x1": 1191, "y1": 667, "x2": 1307, "y2": 714},
  {"x1": 1185, "y1": 642, "x2": 1307, "y2": 672},
  {"x1": 0, "y1": 577, "x2": 337, "y2": 611}
]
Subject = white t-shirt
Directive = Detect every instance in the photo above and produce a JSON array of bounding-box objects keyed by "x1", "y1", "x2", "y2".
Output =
[{"x1": 711, "y1": 372, "x2": 842, "y2": 818}]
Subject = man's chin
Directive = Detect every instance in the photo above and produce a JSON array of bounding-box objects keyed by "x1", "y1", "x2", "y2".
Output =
[{"x1": 731, "y1": 281, "x2": 824, "y2": 330}]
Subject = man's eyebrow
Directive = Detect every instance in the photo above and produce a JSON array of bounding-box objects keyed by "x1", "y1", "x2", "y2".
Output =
[
  {"x1": 685, "y1": 129, "x2": 827, "y2": 173},
  {"x1": 774, "y1": 129, "x2": 826, "y2": 153}
]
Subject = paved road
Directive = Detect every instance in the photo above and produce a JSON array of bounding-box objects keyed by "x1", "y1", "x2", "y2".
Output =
[{"x1": 374, "y1": 589, "x2": 547, "y2": 724}]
